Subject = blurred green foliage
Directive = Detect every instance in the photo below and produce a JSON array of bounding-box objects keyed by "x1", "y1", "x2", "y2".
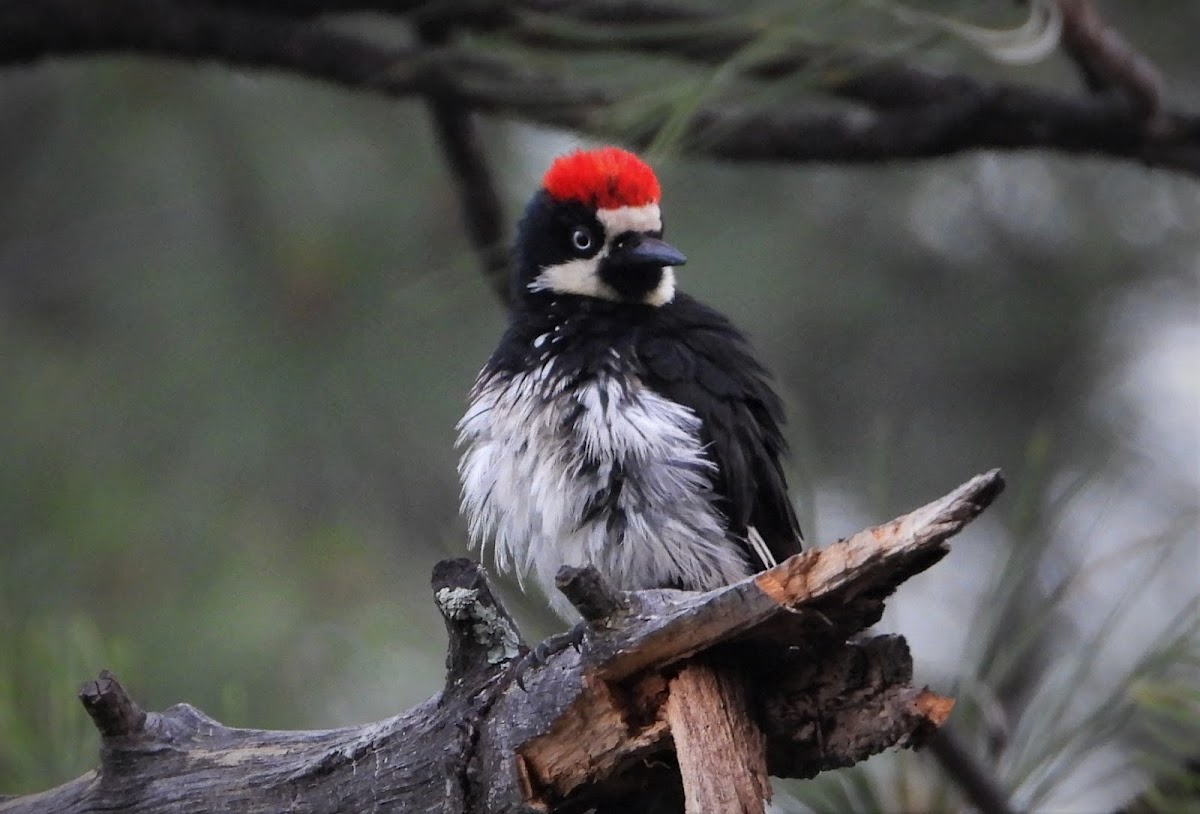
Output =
[
  {"x1": 1, "y1": 2, "x2": 1197, "y2": 809},
  {"x1": 0, "y1": 616, "x2": 128, "y2": 790}
]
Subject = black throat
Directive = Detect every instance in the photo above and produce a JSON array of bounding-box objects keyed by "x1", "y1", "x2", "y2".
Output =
[
  {"x1": 598, "y1": 260, "x2": 664, "y2": 301},
  {"x1": 490, "y1": 295, "x2": 662, "y2": 380}
]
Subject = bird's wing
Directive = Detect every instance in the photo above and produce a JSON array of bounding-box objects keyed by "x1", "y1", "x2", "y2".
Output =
[{"x1": 637, "y1": 293, "x2": 803, "y2": 567}]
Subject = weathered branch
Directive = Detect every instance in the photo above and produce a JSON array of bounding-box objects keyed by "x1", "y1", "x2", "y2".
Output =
[
  {"x1": 2, "y1": 470, "x2": 1005, "y2": 814},
  {"x1": 1, "y1": 1, "x2": 1198, "y2": 174},
  {"x1": 78, "y1": 670, "x2": 147, "y2": 738}
]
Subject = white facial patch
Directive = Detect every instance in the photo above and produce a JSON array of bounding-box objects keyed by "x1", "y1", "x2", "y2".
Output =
[
  {"x1": 528, "y1": 252, "x2": 616, "y2": 300},
  {"x1": 595, "y1": 203, "x2": 662, "y2": 236},
  {"x1": 528, "y1": 202, "x2": 677, "y2": 306},
  {"x1": 644, "y1": 267, "x2": 675, "y2": 307}
]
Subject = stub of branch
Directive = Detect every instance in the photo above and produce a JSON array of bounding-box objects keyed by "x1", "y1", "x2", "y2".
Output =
[
  {"x1": 78, "y1": 669, "x2": 146, "y2": 739},
  {"x1": 433, "y1": 557, "x2": 525, "y2": 691},
  {"x1": 5, "y1": 470, "x2": 1004, "y2": 814},
  {"x1": 556, "y1": 564, "x2": 629, "y2": 623}
]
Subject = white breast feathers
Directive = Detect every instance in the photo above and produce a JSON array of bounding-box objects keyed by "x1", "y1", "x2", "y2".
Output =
[{"x1": 456, "y1": 365, "x2": 752, "y2": 619}]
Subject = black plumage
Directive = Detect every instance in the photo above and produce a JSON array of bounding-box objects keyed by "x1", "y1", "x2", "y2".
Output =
[
  {"x1": 641, "y1": 296, "x2": 803, "y2": 563},
  {"x1": 486, "y1": 290, "x2": 803, "y2": 574}
]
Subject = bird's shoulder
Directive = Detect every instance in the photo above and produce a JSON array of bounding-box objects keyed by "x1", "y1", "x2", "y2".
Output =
[
  {"x1": 635, "y1": 292, "x2": 803, "y2": 559},
  {"x1": 636, "y1": 292, "x2": 779, "y2": 410}
]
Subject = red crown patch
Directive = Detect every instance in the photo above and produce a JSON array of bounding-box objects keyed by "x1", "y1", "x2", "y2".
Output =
[{"x1": 542, "y1": 147, "x2": 661, "y2": 210}]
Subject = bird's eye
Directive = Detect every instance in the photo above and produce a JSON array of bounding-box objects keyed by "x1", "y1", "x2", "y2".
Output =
[{"x1": 570, "y1": 226, "x2": 594, "y2": 253}]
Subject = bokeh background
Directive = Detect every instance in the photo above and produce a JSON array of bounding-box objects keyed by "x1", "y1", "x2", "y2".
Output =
[{"x1": 1, "y1": 3, "x2": 1196, "y2": 812}]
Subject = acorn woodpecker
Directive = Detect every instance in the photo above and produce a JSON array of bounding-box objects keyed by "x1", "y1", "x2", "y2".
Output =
[{"x1": 457, "y1": 147, "x2": 802, "y2": 618}]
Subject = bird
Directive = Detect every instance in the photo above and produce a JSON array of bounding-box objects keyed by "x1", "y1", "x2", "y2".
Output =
[{"x1": 457, "y1": 146, "x2": 802, "y2": 620}]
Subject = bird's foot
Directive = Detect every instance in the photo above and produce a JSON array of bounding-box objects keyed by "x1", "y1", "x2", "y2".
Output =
[{"x1": 514, "y1": 623, "x2": 586, "y2": 691}]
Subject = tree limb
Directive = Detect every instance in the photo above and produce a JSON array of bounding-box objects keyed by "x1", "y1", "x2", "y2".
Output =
[
  {"x1": 1, "y1": 1, "x2": 1198, "y2": 174},
  {"x1": 0, "y1": 470, "x2": 1005, "y2": 813}
]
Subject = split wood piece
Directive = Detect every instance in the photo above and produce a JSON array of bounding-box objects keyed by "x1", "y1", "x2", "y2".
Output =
[
  {"x1": 665, "y1": 662, "x2": 768, "y2": 814},
  {"x1": 576, "y1": 469, "x2": 1007, "y2": 682}
]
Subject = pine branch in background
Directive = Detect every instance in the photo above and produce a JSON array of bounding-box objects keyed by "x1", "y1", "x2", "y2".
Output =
[
  {"x1": 1117, "y1": 632, "x2": 1200, "y2": 814},
  {"x1": 1054, "y1": 0, "x2": 1162, "y2": 115},
  {"x1": 926, "y1": 729, "x2": 1018, "y2": 814},
  {"x1": 0, "y1": 0, "x2": 1198, "y2": 173},
  {"x1": 416, "y1": 17, "x2": 511, "y2": 305}
]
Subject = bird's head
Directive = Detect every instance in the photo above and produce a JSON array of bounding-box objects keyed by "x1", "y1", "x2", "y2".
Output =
[{"x1": 513, "y1": 147, "x2": 686, "y2": 307}]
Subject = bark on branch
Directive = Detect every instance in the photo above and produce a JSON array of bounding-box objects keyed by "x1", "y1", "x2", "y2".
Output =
[{"x1": 2, "y1": 470, "x2": 1004, "y2": 814}]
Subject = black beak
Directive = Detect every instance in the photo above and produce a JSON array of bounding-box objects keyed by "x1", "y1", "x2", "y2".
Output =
[{"x1": 612, "y1": 235, "x2": 687, "y2": 268}]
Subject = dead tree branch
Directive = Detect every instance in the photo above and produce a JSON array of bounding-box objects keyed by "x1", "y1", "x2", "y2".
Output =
[{"x1": 1, "y1": 470, "x2": 1004, "y2": 814}]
